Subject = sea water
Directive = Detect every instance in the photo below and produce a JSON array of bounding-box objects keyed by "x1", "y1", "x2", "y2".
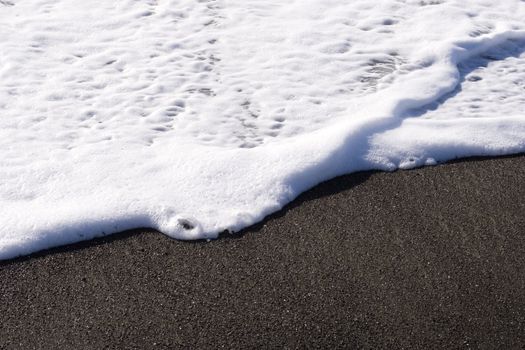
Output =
[{"x1": 1, "y1": 0, "x2": 524, "y2": 259}]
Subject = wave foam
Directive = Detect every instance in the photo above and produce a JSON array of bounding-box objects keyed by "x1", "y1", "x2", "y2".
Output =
[{"x1": 1, "y1": 0, "x2": 525, "y2": 259}]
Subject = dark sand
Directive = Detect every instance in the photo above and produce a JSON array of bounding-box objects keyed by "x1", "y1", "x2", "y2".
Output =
[{"x1": 1, "y1": 155, "x2": 524, "y2": 349}]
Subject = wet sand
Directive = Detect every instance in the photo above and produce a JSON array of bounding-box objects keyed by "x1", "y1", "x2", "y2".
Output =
[{"x1": 1, "y1": 155, "x2": 524, "y2": 349}]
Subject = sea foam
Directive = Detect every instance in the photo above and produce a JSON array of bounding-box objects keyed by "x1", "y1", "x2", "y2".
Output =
[{"x1": 1, "y1": 0, "x2": 525, "y2": 259}]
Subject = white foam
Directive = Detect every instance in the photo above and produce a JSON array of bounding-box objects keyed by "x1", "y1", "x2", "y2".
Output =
[{"x1": 1, "y1": 0, "x2": 525, "y2": 259}]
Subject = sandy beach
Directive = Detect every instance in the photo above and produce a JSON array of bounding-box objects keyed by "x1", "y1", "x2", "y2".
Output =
[{"x1": 1, "y1": 154, "x2": 524, "y2": 349}]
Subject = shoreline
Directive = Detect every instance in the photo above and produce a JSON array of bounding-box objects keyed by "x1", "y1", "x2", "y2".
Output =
[{"x1": 1, "y1": 154, "x2": 524, "y2": 348}]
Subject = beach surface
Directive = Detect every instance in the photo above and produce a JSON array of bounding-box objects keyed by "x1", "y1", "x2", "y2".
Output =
[{"x1": 1, "y1": 155, "x2": 524, "y2": 349}]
